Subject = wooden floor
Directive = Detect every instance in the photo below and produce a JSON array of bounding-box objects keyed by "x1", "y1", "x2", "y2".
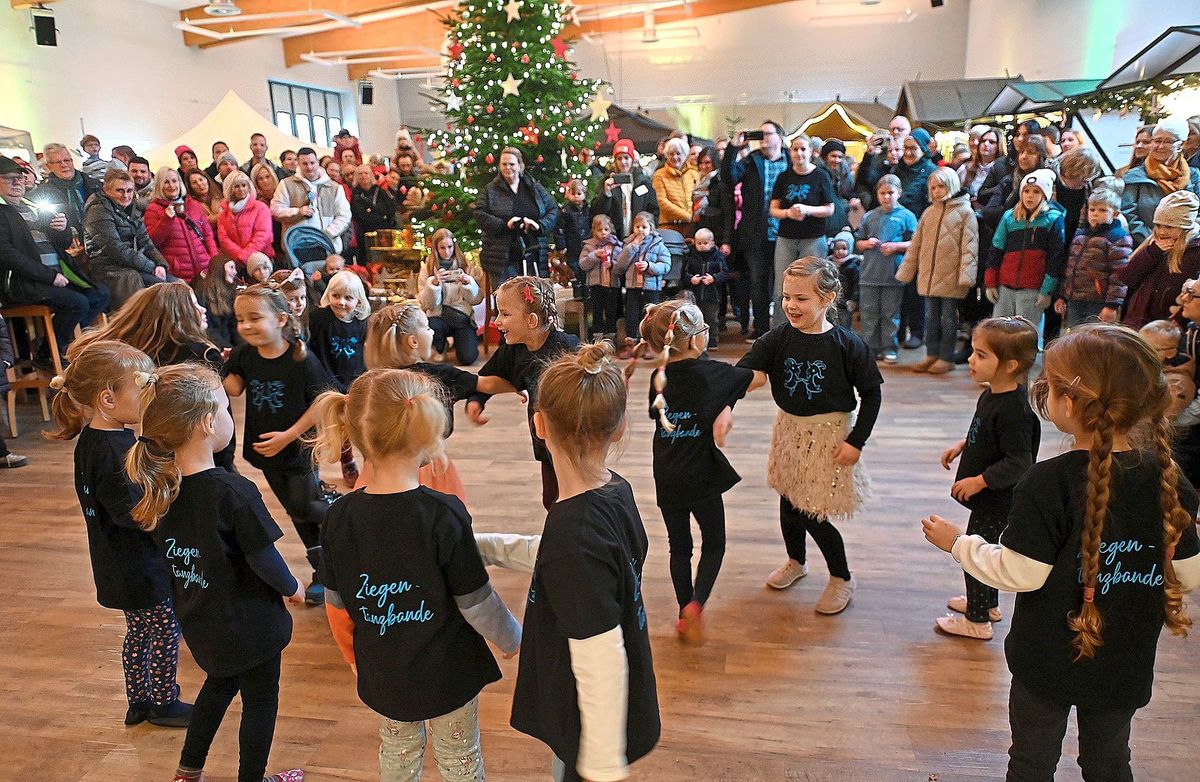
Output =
[{"x1": 2, "y1": 341, "x2": 1198, "y2": 781}]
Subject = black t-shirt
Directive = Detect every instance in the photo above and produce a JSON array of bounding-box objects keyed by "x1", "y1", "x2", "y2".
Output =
[
  {"x1": 75, "y1": 427, "x2": 171, "y2": 611},
  {"x1": 955, "y1": 387, "x2": 1041, "y2": 510},
  {"x1": 222, "y1": 343, "x2": 333, "y2": 471},
  {"x1": 511, "y1": 474, "x2": 661, "y2": 770},
  {"x1": 736, "y1": 322, "x2": 883, "y2": 424},
  {"x1": 474, "y1": 330, "x2": 580, "y2": 461},
  {"x1": 308, "y1": 307, "x2": 368, "y2": 393},
  {"x1": 770, "y1": 166, "x2": 836, "y2": 240},
  {"x1": 318, "y1": 487, "x2": 501, "y2": 722},
  {"x1": 1001, "y1": 451, "x2": 1200, "y2": 710},
  {"x1": 410, "y1": 361, "x2": 479, "y2": 438},
  {"x1": 155, "y1": 469, "x2": 293, "y2": 677},
  {"x1": 649, "y1": 358, "x2": 754, "y2": 508}
]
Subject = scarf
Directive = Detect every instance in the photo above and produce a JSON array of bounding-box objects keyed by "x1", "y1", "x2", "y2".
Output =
[
  {"x1": 1145, "y1": 154, "x2": 1192, "y2": 194},
  {"x1": 230, "y1": 196, "x2": 251, "y2": 214}
]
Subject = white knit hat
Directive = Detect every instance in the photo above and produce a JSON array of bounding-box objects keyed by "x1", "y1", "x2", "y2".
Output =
[
  {"x1": 1154, "y1": 117, "x2": 1190, "y2": 143},
  {"x1": 1153, "y1": 190, "x2": 1199, "y2": 231},
  {"x1": 1021, "y1": 169, "x2": 1056, "y2": 202}
]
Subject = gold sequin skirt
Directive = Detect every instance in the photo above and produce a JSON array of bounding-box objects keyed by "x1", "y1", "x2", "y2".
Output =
[{"x1": 768, "y1": 410, "x2": 871, "y2": 521}]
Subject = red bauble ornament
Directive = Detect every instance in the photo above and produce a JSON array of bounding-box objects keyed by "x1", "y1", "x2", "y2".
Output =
[
  {"x1": 431, "y1": 203, "x2": 438, "y2": 211},
  {"x1": 520, "y1": 54, "x2": 530, "y2": 64},
  {"x1": 536, "y1": 155, "x2": 544, "y2": 163},
  {"x1": 593, "y1": 141, "x2": 602, "y2": 149},
  {"x1": 569, "y1": 146, "x2": 577, "y2": 154},
  {"x1": 486, "y1": 153, "x2": 495, "y2": 164},
  {"x1": 467, "y1": 115, "x2": 475, "y2": 124},
  {"x1": 448, "y1": 41, "x2": 464, "y2": 60},
  {"x1": 451, "y1": 78, "x2": 461, "y2": 87},
  {"x1": 486, "y1": 104, "x2": 494, "y2": 113},
  {"x1": 448, "y1": 197, "x2": 455, "y2": 204},
  {"x1": 487, "y1": 53, "x2": 497, "y2": 63},
  {"x1": 570, "y1": 72, "x2": 578, "y2": 81},
  {"x1": 557, "y1": 133, "x2": 565, "y2": 142}
]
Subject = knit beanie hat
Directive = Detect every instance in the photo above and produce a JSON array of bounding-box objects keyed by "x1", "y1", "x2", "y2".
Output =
[
  {"x1": 1021, "y1": 169, "x2": 1056, "y2": 202},
  {"x1": 821, "y1": 139, "x2": 846, "y2": 157},
  {"x1": 1154, "y1": 117, "x2": 1190, "y2": 143},
  {"x1": 612, "y1": 138, "x2": 636, "y2": 158},
  {"x1": 1153, "y1": 190, "x2": 1199, "y2": 231},
  {"x1": 832, "y1": 229, "x2": 855, "y2": 252},
  {"x1": 174, "y1": 145, "x2": 195, "y2": 161},
  {"x1": 909, "y1": 128, "x2": 932, "y2": 157}
]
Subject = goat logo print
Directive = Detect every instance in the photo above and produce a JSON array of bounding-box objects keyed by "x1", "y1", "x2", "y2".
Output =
[
  {"x1": 249, "y1": 379, "x2": 286, "y2": 413},
  {"x1": 331, "y1": 335, "x2": 359, "y2": 359},
  {"x1": 783, "y1": 358, "x2": 826, "y2": 399}
]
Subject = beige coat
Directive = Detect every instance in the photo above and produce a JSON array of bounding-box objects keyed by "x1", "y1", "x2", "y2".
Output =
[{"x1": 896, "y1": 191, "x2": 978, "y2": 299}]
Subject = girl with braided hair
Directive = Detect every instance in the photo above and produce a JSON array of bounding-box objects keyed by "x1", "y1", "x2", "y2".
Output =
[
  {"x1": 46, "y1": 340, "x2": 192, "y2": 729},
  {"x1": 466, "y1": 275, "x2": 580, "y2": 508},
  {"x1": 923, "y1": 322, "x2": 1200, "y2": 780},
  {"x1": 627, "y1": 295, "x2": 765, "y2": 644}
]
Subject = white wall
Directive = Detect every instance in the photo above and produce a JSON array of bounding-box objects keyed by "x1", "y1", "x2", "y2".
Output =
[
  {"x1": 964, "y1": 0, "x2": 1200, "y2": 80},
  {"x1": 0, "y1": 0, "x2": 399, "y2": 159}
]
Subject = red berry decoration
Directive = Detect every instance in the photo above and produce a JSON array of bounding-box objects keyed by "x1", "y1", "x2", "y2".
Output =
[
  {"x1": 486, "y1": 153, "x2": 495, "y2": 164},
  {"x1": 486, "y1": 104, "x2": 494, "y2": 113},
  {"x1": 521, "y1": 54, "x2": 530, "y2": 64}
]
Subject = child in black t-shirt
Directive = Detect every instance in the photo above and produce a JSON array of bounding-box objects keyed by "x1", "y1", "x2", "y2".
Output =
[
  {"x1": 466, "y1": 276, "x2": 581, "y2": 509},
  {"x1": 479, "y1": 343, "x2": 660, "y2": 782},
  {"x1": 309, "y1": 368, "x2": 521, "y2": 781},
  {"x1": 362, "y1": 302, "x2": 517, "y2": 501},
  {"x1": 923, "y1": 323, "x2": 1200, "y2": 780},
  {"x1": 223, "y1": 283, "x2": 334, "y2": 606},
  {"x1": 937, "y1": 317, "x2": 1040, "y2": 639},
  {"x1": 127, "y1": 364, "x2": 304, "y2": 782},
  {"x1": 737, "y1": 256, "x2": 883, "y2": 616},
  {"x1": 309, "y1": 269, "x2": 371, "y2": 486},
  {"x1": 628, "y1": 296, "x2": 763, "y2": 644},
  {"x1": 47, "y1": 340, "x2": 191, "y2": 729}
]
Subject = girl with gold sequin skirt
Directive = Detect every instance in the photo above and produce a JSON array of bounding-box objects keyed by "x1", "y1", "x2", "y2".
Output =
[{"x1": 737, "y1": 257, "x2": 883, "y2": 615}]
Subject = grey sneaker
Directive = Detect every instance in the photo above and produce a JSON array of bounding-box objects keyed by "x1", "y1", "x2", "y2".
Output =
[
  {"x1": 815, "y1": 575, "x2": 856, "y2": 614},
  {"x1": 765, "y1": 559, "x2": 808, "y2": 589},
  {"x1": 1, "y1": 453, "x2": 28, "y2": 468}
]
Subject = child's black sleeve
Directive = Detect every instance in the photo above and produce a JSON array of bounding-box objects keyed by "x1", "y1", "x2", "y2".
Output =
[{"x1": 981, "y1": 402, "x2": 1036, "y2": 491}]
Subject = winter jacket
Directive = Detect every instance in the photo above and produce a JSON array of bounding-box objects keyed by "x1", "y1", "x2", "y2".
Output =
[
  {"x1": 1120, "y1": 163, "x2": 1200, "y2": 245},
  {"x1": 896, "y1": 191, "x2": 979, "y2": 299},
  {"x1": 350, "y1": 185, "x2": 396, "y2": 237},
  {"x1": 83, "y1": 193, "x2": 167, "y2": 280},
  {"x1": 271, "y1": 171, "x2": 352, "y2": 253},
  {"x1": 614, "y1": 233, "x2": 671, "y2": 291},
  {"x1": 693, "y1": 170, "x2": 733, "y2": 246},
  {"x1": 1116, "y1": 237, "x2": 1200, "y2": 329},
  {"x1": 820, "y1": 159, "x2": 857, "y2": 236},
  {"x1": 681, "y1": 246, "x2": 730, "y2": 305},
  {"x1": 0, "y1": 200, "x2": 60, "y2": 304},
  {"x1": 144, "y1": 197, "x2": 217, "y2": 283},
  {"x1": 722, "y1": 145, "x2": 791, "y2": 242},
  {"x1": 985, "y1": 202, "x2": 1067, "y2": 294},
  {"x1": 590, "y1": 173, "x2": 659, "y2": 238},
  {"x1": 474, "y1": 173, "x2": 558, "y2": 281},
  {"x1": 0, "y1": 311, "x2": 12, "y2": 396},
  {"x1": 418, "y1": 264, "x2": 484, "y2": 322},
  {"x1": 892, "y1": 156, "x2": 939, "y2": 218},
  {"x1": 217, "y1": 198, "x2": 275, "y2": 265},
  {"x1": 578, "y1": 234, "x2": 624, "y2": 287},
  {"x1": 1060, "y1": 221, "x2": 1133, "y2": 308},
  {"x1": 31, "y1": 171, "x2": 98, "y2": 235},
  {"x1": 554, "y1": 203, "x2": 591, "y2": 272},
  {"x1": 835, "y1": 255, "x2": 862, "y2": 308},
  {"x1": 652, "y1": 164, "x2": 700, "y2": 224}
]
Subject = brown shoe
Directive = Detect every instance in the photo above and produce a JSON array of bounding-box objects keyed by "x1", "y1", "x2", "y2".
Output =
[
  {"x1": 927, "y1": 359, "x2": 955, "y2": 374},
  {"x1": 912, "y1": 355, "x2": 938, "y2": 373}
]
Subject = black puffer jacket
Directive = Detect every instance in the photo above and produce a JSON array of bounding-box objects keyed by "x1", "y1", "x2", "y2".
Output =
[
  {"x1": 474, "y1": 173, "x2": 558, "y2": 280},
  {"x1": 83, "y1": 193, "x2": 167, "y2": 282},
  {"x1": 31, "y1": 171, "x2": 98, "y2": 234}
]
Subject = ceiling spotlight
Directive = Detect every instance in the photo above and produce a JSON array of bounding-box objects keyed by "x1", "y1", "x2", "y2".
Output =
[{"x1": 204, "y1": 1, "x2": 243, "y2": 17}]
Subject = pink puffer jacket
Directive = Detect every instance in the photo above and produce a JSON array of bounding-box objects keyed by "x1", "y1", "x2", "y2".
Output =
[
  {"x1": 143, "y1": 196, "x2": 216, "y2": 283},
  {"x1": 218, "y1": 197, "x2": 275, "y2": 264}
]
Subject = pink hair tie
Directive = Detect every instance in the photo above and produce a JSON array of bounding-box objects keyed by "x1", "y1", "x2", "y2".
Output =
[{"x1": 1082, "y1": 585, "x2": 1096, "y2": 604}]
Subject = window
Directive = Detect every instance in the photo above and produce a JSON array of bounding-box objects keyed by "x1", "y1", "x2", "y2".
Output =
[{"x1": 269, "y1": 80, "x2": 346, "y2": 147}]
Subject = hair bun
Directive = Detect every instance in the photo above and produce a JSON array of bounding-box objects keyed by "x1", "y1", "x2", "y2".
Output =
[
  {"x1": 133, "y1": 371, "x2": 159, "y2": 389},
  {"x1": 577, "y1": 341, "x2": 615, "y2": 374},
  {"x1": 49, "y1": 375, "x2": 67, "y2": 391}
]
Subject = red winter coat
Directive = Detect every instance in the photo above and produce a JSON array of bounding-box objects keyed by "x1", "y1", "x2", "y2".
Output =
[
  {"x1": 144, "y1": 197, "x2": 216, "y2": 283},
  {"x1": 217, "y1": 198, "x2": 275, "y2": 265}
]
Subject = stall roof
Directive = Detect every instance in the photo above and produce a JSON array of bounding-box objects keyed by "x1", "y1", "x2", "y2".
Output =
[
  {"x1": 1099, "y1": 25, "x2": 1200, "y2": 91},
  {"x1": 895, "y1": 77, "x2": 1022, "y2": 125},
  {"x1": 797, "y1": 101, "x2": 892, "y2": 141},
  {"x1": 983, "y1": 79, "x2": 1104, "y2": 116}
]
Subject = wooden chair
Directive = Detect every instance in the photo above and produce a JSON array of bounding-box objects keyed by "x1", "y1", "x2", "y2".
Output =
[
  {"x1": 2, "y1": 304, "x2": 63, "y2": 438},
  {"x1": 561, "y1": 297, "x2": 588, "y2": 343}
]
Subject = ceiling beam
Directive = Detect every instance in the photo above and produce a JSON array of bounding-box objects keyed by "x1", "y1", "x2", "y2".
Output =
[
  {"x1": 11, "y1": 0, "x2": 59, "y2": 8},
  {"x1": 178, "y1": 0, "x2": 411, "y2": 49}
]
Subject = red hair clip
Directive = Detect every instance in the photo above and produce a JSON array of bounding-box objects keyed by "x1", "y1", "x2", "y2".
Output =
[{"x1": 522, "y1": 285, "x2": 536, "y2": 305}]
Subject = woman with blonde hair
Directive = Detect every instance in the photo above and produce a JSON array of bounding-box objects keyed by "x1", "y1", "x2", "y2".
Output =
[
  {"x1": 418, "y1": 227, "x2": 484, "y2": 364},
  {"x1": 218, "y1": 169, "x2": 275, "y2": 270},
  {"x1": 653, "y1": 136, "x2": 699, "y2": 234},
  {"x1": 143, "y1": 167, "x2": 216, "y2": 283}
]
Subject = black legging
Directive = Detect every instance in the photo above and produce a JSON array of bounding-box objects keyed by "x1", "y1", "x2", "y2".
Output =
[
  {"x1": 178, "y1": 653, "x2": 282, "y2": 782},
  {"x1": 660, "y1": 496, "x2": 727, "y2": 609},
  {"x1": 779, "y1": 498, "x2": 851, "y2": 580},
  {"x1": 262, "y1": 466, "x2": 325, "y2": 574}
]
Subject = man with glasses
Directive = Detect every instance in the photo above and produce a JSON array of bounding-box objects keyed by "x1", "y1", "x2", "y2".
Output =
[
  {"x1": 31, "y1": 142, "x2": 98, "y2": 236},
  {"x1": 856, "y1": 115, "x2": 913, "y2": 211},
  {"x1": 83, "y1": 169, "x2": 173, "y2": 308},
  {"x1": 723, "y1": 121, "x2": 790, "y2": 341},
  {"x1": 0, "y1": 156, "x2": 108, "y2": 363}
]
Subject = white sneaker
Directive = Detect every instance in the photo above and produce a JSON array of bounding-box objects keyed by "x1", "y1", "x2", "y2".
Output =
[
  {"x1": 1, "y1": 453, "x2": 28, "y2": 468},
  {"x1": 947, "y1": 595, "x2": 1002, "y2": 622},
  {"x1": 765, "y1": 559, "x2": 808, "y2": 589},
  {"x1": 814, "y1": 575, "x2": 856, "y2": 615},
  {"x1": 935, "y1": 613, "x2": 994, "y2": 640}
]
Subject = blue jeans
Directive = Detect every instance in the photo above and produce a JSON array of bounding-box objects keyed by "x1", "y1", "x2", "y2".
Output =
[
  {"x1": 1064, "y1": 300, "x2": 1106, "y2": 329},
  {"x1": 924, "y1": 296, "x2": 960, "y2": 362},
  {"x1": 859, "y1": 285, "x2": 904, "y2": 354}
]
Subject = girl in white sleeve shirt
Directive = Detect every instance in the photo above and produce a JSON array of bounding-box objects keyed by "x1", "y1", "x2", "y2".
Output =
[
  {"x1": 503, "y1": 342, "x2": 661, "y2": 782},
  {"x1": 922, "y1": 323, "x2": 1200, "y2": 781}
]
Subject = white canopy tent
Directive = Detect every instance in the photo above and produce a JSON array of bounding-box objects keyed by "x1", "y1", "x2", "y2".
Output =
[
  {"x1": 0, "y1": 125, "x2": 36, "y2": 165},
  {"x1": 141, "y1": 90, "x2": 332, "y2": 172}
]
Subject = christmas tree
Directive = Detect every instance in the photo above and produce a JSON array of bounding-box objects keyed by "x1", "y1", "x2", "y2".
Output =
[{"x1": 415, "y1": 0, "x2": 612, "y2": 250}]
